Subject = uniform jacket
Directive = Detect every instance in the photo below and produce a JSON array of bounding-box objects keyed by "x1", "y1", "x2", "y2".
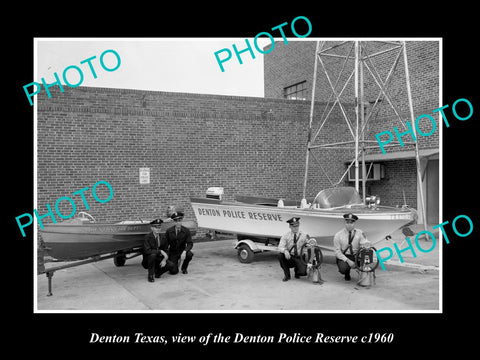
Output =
[
  {"x1": 143, "y1": 232, "x2": 167, "y2": 255},
  {"x1": 278, "y1": 230, "x2": 308, "y2": 256},
  {"x1": 165, "y1": 225, "x2": 193, "y2": 255},
  {"x1": 333, "y1": 228, "x2": 368, "y2": 262}
]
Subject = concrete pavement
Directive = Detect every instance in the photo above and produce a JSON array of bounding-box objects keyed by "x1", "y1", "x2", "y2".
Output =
[{"x1": 36, "y1": 228, "x2": 440, "y2": 312}]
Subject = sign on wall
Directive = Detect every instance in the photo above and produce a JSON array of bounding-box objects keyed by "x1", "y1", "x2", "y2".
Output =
[{"x1": 139, "y1": 167, "x2": 150, "y2": 184}]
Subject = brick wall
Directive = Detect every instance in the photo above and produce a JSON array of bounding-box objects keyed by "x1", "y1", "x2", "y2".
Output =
[
  {"x1": 263, "y1": 39, "x2": 440, "y2": 216},
  {"x1": 37, "y1": 39, "x2": 439, "y2": 235},
  {"x1": 264, "y1": 41, "x2": 317, "y2": 100},
  {"x1": 352, "y1": 159, "x2": 418, "y2": 208},
  {"x1": 37, "y1": 87, "x2": 349, "y2": 236},
  {"x1": 264, "y1": 40, "x2": 440, "y2": 153}
]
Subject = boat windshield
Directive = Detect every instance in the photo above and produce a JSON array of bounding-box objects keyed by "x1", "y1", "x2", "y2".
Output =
[{"x1": 312, "y1": 187, "x2": 362, "y2": 209}]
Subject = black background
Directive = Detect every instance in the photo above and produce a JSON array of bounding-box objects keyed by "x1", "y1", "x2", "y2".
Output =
[{"x1": 6, "y1": 5, "x2": 478, "y2": 355}]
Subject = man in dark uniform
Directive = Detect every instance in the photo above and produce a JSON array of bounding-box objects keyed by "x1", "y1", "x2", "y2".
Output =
[
  {"x1": 164, "y1": 211, "x2": 194, "y2": 274},
  {"x1": 141, "y1": 218, "x2": 173, "y2": 282}
]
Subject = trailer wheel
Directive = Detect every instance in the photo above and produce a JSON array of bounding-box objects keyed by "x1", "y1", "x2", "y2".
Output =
[
  {"x1": 237, "y1": 244, "x2": 254, "y2": 263},
  {"x1": 114, "y1": 252, "x2": 127, "y2": 267}
]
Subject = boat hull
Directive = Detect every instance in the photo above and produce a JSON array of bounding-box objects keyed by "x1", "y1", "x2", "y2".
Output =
[
  {"x1": 190, "y1": 198, "x2": 415, "y2": 246},
  {"x1": 40, "y1": 220, "x2": 197, "y2": 261}
]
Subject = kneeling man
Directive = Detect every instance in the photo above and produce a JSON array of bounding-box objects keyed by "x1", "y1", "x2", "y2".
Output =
[
  {"x1": 278, "y1": 217, "x2": 308, "y2": 281},
  {"x1": 165, "y1": 211, "x2": 194, "y2": 274},
  {"x1": 142, "y1": 218, "x2": 173, "y2": 282},
  {"x1": 333, "y1": 213, "x2": 370, "y2": 281}
]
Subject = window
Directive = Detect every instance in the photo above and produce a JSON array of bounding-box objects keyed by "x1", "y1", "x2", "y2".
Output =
[
  {"x1": 284, "y1": 81, "x2": 307, "y2": 100},
  {"x1": 347, "y1": 163, "x2": 385, "y2": 182}
]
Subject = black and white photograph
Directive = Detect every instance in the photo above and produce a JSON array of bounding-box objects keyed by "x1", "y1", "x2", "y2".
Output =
[
  {"x1": 8, "y1": 7, "x2": 478, "y2": 355},
  {"x1": 33, "y1": 38, "x2": 442, "y2": 313}
]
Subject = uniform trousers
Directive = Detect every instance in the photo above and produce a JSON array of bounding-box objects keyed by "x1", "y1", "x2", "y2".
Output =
[
  {"x1": 336, "y1": 254, "x2": 356, "y2": 274},
  {"x1": 142, "y1": 253, "x2": 174, "y2": 277},
  {"x1": 278, "y1": 253, "x2": 307, "y2": 278},
  {"x1": 168, "y1": 250, "x2": 194, "y2": 274}
]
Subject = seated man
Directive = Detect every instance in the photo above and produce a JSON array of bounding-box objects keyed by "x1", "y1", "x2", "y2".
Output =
[
  {"x1": 164, "y1": 211, "x2": 194, "y2": 275},
  {"x1": 333, "y1": 213, "x2": 371, "y2": 281},
  {"x1": 277, "y1": 217, "x2": 308, "y2": 281},
  {"x1": 141, "y1": 218, "x2": 173, "y2": 282}
]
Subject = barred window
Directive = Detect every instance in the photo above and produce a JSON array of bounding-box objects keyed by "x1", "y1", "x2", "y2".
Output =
[{"x1": 284, "y1": 81, "x2": 307, "y2": 100}]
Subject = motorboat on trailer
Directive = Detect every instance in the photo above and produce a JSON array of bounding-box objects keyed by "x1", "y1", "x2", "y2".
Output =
[
  {"x1": 39, "y1": 212, "x2": 197, "y2": 262},
  {"x1": 189, "y1": 42, "x2": 432, "y2": 263},
  {"x1": 38, "y1": 211, "x2": 198, "y2": 295},
  {"x1": 39, "y1": 216, "x2": 150, "y2": 262},
  {"x1": 190, "y1": 187, "x2": 416, "y2": 262}
]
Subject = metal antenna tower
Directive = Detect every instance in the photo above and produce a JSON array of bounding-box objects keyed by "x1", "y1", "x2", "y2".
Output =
[{"x1": 302, "y1": 40, "x2": 427, "y2": 227}]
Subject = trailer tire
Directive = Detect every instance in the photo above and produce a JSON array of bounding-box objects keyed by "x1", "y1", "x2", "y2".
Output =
[
  {"x1": 114, "y1": 252, "x2": 127, "y2": 267},
  {"x1": 237, "y1": 244, "x2": 254, "y2": 263}
]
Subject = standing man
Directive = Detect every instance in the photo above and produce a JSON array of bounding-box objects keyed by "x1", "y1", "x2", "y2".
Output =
[
  {"x1": 142, "y1": 218, "x2": 172, "y2": 282},
  {"x1": 333, "y1": 213, "x2": 371, "y2": 281},
  {"x1": 278, "y1": 217, "x2": 308, "y2": 281},
  {"x1": 165, "y1": 211, "x2": 194, "y2": 275}
]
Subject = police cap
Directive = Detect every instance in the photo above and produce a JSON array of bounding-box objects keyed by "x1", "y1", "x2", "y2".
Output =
[
  {"x1": 171, "y1": 211, "x2": 184, "y2": 221},
  {"x1": 286, "y1": 217, "x2": 301, "y2": 225},
  {"x1": 343, "y1": 213, "x2": 358, "y2": 221}
]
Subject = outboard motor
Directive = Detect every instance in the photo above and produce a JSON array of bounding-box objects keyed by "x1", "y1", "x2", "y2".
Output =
[{"x1": 206, "y1": 187, "x2": 224, "y2": 200}]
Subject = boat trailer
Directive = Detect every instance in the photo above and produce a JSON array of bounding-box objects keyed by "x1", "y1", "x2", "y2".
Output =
[
  {"x1": 38, "y1": 247, "x2": 143, "y2": 296},
  {"x1": 234, "y1": 235, "x2": 282, "y2": 263},
  {"x1": 234, "y1": 235, "x2": 326, "y2": 264}
]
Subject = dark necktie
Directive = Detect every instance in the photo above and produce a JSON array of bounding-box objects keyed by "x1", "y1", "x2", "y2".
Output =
[
  {"x1": 348, "y1": 231, "x2": 354, "y2": 255},
  {"x1": 293, "y1": 233, "x2": 298, "y2": 256}
]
